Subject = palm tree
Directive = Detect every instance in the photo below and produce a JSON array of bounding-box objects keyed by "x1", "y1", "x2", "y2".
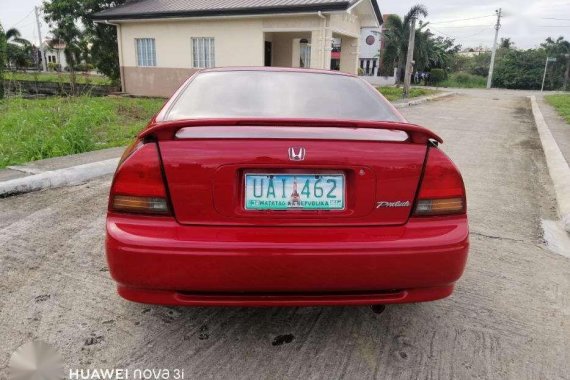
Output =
[
  {"x1": 6, "y1": 28, "x2": 30, "y2": 45},
  {"x1": 4, "y1": 27, "x2": 33, "y2": 69},
  {"x1": 381, "y1": 4, "x2": 428, "y2": 82}
]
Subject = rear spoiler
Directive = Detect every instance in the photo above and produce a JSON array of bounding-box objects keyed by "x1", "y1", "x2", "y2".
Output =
[{"x1": 139, "y1": 118, "x2": 443, "y2": 144}]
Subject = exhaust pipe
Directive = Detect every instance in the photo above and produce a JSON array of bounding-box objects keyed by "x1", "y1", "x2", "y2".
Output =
[{"x1": 370, "y1": 305, "x2": 386, "y2": 314}]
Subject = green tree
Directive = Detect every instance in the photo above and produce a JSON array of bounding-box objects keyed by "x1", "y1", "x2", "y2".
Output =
[
  {"x1": 468, "y1": 52, "x2": 491, "y2": 77},
  {"x1": 491, "y1": 36, "x2": 569, "y2": 90},
  {"x1": 448, "y1": 53, "x2": 470, "y2": 72},
  {"x1": 381, "y1": 4, "x2": 429, "y2": 82},
  {"x1": 493, "y1": 49, "x2": 547, "y2": 90},
  {"x1": 41, "y1": 5, "x2": 82, "y2": 90},
  {"x1": 4, "y1": 28, "x2": 33, "y2": 70},
  {"x1": 416, "y1": 33, "x2": 461, "y2": 71},
  {"x1": 5, "y1": 28, "x2": 30, "y2": 46},
  {"x1": 499, "y1": 38, "x2": 514, "y2": 49},
  {"x1": 43, "y1": 0, "x2": 127, "y2": 86}
]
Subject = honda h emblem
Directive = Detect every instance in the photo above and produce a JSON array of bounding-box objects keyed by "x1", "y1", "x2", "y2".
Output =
[{"x1": 288, "y1": 147, "x2": 306, "y2": 161}]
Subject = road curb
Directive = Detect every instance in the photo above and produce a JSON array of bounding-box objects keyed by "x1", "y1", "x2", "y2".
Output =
[
  {"x1": 393, "y1": 92, "x2": 457, "y2": 108},
  {"x1": 0, "y1": 158, "x2": 119, "y2": 197},
  {"x1": 529, "y1": 96, "x2": 570, "y2": 232}
]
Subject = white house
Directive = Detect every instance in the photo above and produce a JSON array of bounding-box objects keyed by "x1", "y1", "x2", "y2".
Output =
[
  {"x1": 41, "y1": 39, "x2": 69, "y2": 71},
  {"x1": 359, "y1": 26, "x2": 381, "y2": 76},
  {"x1": 92, "y1": 0, "x2": 383, "y2": 97}
]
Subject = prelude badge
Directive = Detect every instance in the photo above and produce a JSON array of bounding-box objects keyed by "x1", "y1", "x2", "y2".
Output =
[{"x1": 376, "y1": 201, "x2": 410, "y2": 208}]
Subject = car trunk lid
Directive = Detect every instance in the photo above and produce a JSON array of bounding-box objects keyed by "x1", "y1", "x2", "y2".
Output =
[{"x1": 152, "y1": 121, "x2": 434, "y2": 227}]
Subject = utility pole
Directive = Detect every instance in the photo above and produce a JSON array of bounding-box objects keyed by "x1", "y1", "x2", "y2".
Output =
[
  {"x1": 35, "y1": 6, "x2": 47, "y2": 72},
  {"x1": 541, "y1": 57, "x2": 556, "y2": 92},
  {"x1": 403, "y1": 16, "x2": 416, "y2": 98},
  {"x1": 486, "y1": 8, "x2": 502, "y2": 89}
]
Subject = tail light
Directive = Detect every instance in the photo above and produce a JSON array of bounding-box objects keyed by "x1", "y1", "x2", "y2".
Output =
[
  {"x1": 413, "y1": 147, "x2": 466, "y2": 216},
  {"x1": 109, "y1": 140, "x2": 171, "y2": 215}
]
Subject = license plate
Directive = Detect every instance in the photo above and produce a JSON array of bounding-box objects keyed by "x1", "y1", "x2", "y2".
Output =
[{"x1": 245, "y1": 174, "x2": 345, "y2": 210}]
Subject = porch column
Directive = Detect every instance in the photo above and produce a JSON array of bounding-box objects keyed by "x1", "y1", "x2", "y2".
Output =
[
  {"x1": 322, "y1": 27, "x2": 333, "y2": 70},
  {"x1": 339, "y1": 36, "x2": 359, "y2": 74},
  {"x1": 309, "y1": 26, "x2": 332, "y2": 70},
  {"x1": 291, "y1": 38, "x2": 301, "y2": 68},
  {"x1": 310, "y1": 30, "x2": 323, "y2": 69}
]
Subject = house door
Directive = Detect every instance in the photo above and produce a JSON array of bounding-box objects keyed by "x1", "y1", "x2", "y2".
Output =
[{"x1": 264, "y1": 41, "x2": 272, "y2": 66}]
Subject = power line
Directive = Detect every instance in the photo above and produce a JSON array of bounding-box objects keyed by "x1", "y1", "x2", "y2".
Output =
[
  {"x1": 541, "y1": 17, "x2": 570, "y2": 21},
  {"x1": 428, "y1": 27, "x2": 454, "y2": 38},
  {"x1": 429, "y1": 25, "x2": 494, "y2": 39},
  {"x1": 429, "y1": 14, "x2": 495, "y2": 25},
  {"x1": 459, "y1": 26, "x2": 495, "y2": 39},
  {"x1": 16, "y1": 21, "x2": 37, "y2": 29},
  {"x1": 8, "y1": 8, "x2": 35, "y2": 29},
  {"x1": 431, "y1": 24, "x2": 493, "y2": 29}
]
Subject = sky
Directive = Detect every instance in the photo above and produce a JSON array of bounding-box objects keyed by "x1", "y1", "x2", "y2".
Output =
[{"x1": 1, "y1": 0, "x2": 569, "y2": 49}]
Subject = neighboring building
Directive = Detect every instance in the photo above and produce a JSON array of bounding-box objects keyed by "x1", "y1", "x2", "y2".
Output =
[
  {"x1": 41, "y1": 39, "x2": 68, "y2": 71},
  {"x1": 357, "y1": 13, "x2": 393, "y2": 77},
  {"x1": 92, "y1": 0, "x2": 383, "y2": 97},
  {"x1": 458, "y1": 47, "x2": 491, "y2": 57},
  {"x1": 359, "y1": 27, "x2": 381, "y2": 76}
]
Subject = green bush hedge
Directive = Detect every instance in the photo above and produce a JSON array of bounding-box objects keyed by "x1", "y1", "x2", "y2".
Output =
[
  {"x1": 429, "y1": 69, "x2": 446, "y2": 84},
  {"x1": 440, "y1": 72, "x2": 487, "y2": 88}
]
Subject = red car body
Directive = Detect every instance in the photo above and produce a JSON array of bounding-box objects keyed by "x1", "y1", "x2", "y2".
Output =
[{"x1": 106, "y1": 67, "x2": 468, "y2": 307}]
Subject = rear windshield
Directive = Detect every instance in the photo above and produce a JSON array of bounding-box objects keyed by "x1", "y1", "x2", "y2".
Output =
[{"x1": 163, "y1": 71, "x2": 401, "y2": 122}]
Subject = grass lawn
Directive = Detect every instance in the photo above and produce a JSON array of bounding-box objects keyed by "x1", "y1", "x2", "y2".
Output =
[
  {"x1": 378, "y1": 87, "x2": 439, "y2": 101},
  {"x1": 439, "y1": 72, "x2": 487, "y2": 88},
  {"x1": 0, "y1": 96, "x2": 165, "y2": 168},
  {"x1": 0, "y1": 88, "x2": 444, "y2": 168},
  {"x1": 5, "y1": 71, "x2": 113, "y2": 86},
  {"x1": 545, "y1": 94, "x2": 570, "y2": 124}
]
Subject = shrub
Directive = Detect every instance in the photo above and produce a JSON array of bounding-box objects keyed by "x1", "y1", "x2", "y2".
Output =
[
  {"x1": 429, "y1": 68, "x2": 446, "y2": 84},
  {"x1": 74, "y1": 63, "x2": 94, "y2": 72},
  {"x1": 47, "y1": 62, "x2": 61, "y2": 72},
  {"x1": 440, "y1": 72, "x2": 487, "y2": 88},
  {"x1": 468, "y1": 52, "x2": 491, "y2": 76},
  {"x1": 453, "y1": 72, "x2": 472, "y2": 84}
]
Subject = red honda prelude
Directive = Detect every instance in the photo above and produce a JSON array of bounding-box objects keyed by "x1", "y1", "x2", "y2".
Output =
[{"x1": 106, "y1": 67, "x2": 469, "y2": 308}]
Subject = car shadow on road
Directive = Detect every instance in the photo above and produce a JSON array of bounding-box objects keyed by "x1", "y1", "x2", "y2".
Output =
[{"x1": 104, "y1": 300, "x2": 444, "y2": 377}]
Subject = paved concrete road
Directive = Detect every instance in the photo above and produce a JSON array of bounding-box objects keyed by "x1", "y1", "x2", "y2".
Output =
[{"x1": 1, "y1": 91, "x2": 569, "y2": 379}]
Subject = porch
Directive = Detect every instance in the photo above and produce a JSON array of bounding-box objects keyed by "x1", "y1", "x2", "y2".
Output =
[
  {"x1": 260, "y1": 11, "x2": 371, "y2": 75},
  {"x1": 262, "y1": 30, "x2": 359, "y2": 74}
]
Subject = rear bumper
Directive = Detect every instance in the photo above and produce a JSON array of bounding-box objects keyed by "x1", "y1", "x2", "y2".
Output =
[{"x1": 106, "y1": 214, "x2": 469, "y2": 306}]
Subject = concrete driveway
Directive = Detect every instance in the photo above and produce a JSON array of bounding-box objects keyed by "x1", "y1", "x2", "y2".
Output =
[{"x1": 1, "y1": 90, "x2": 569, "y2": 379}]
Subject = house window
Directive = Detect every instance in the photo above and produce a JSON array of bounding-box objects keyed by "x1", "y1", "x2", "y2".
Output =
[
  {"x1": 135, "y1": 38, "x2": 156, "y2": 67},
  {"x1": 192, "y1": 38, "x2": 215, "y2": 68}
]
